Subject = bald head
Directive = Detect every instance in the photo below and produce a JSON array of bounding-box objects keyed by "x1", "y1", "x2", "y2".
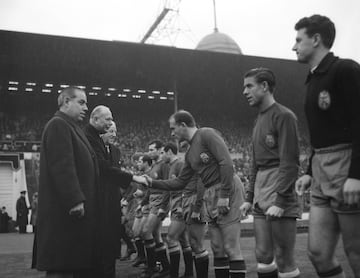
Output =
[{"x1": 89, "y1": 105, "x2": 113, "y2": 133}]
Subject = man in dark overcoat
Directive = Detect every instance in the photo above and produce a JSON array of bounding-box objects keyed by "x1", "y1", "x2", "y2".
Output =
[
  {"x1": 16, "y1": 190, "x2": 29, "y2": 233},
  {"x1": 84, "y1": 105, "x2": 147, "y2": 278},
  {"x1": 35, "y1": 87, "x2": 99, "y2": 278}
]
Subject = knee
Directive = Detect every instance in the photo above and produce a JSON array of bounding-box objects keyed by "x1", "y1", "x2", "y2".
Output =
[
  {"x1": 211, "y1": 240, "x2": 225, "y2": 257},
  {"x1": 255, "y1": 247, "x2": 274, "y2": 264},
  {"x1": 223, "y1": 242, "x2": 239, "y2": 258},
  {"x1": 190, "y1": 238, "x2": 202, "y2": 254}
]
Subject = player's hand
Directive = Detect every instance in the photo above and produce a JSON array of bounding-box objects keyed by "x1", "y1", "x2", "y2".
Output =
[
  {"x1": 69, "y1": 202, "x2": 85, "y2": 218},
  {"x1": 157, "y1": 208, "x2": 167, "y2": 220},
  {"x1": 295, "y1": 174, "x2": 312, "y2": 196},
  {"x1": 239, "y1": 202, "x2": 252, "y2": 217},
  {"x1": 217, "y1": 198, "x2": 230, "y2": 215},
  {"x1": 133, "y1": 175, "x2": 148, "y2": 186},
  {"x1": 265, "y1": 205, "x2": 284, "y2": 218},
  {"x1": 343, "y1": 178, "x2": 360, "y2": 205},
  {"x1": 190, "y1": 211, "x2": 201, "y2": 222},
  {"x1": 143, "y1": 175, "x2": 152, "y2": 187}
]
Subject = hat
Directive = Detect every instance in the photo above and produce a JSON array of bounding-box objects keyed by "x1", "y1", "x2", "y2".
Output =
[{"x1": 20, "y1": 190, "x2": 26, "y2": 194}]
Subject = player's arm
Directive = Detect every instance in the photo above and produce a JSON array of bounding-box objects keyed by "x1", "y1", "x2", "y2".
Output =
[
  {"x1": 150, "y1": 160, "x2": 194, "y2": 191},
  {"x1": 240, "y1": 145, "x2": 257, "y2": 216},
  {"x1": 193, "y1": 178, "x2": 206, "y2": 213},
  {"x1": 338, "y1": 60, "x2": 360, "y2": 204},
  {"x1": 203, "y1": 129, "x2": 234, "y2": 198},
  {"x1": 274, "y1": 112, "x2": 300, "y2": 209}
]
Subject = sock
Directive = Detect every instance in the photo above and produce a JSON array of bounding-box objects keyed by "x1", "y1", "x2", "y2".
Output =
[
  {"x1": 194, "y1": 250, "x2": 209, "y2": 278},
  {"x1": 145, "y1": 239, "x2": 157, "y2": 268},
  {"x1": 229, "y1": 260, "x2": 246, "y2": 278},
  {"x1": 214, "y1": 257, "x2": 229, "y2": 278},
  {"x1": 182, "y1": 246, "x2": 194, "y2": 276},
  {"x1": 278, "y1": 268, "x2": 300, "y2": 278},
  {"x1": 135, "y1": 238, "x2": 146, "y2": 259},
  {"x1": 318, "y1": 265, "x2": 345, "y2": 278},
  {"x1": 155, "y1": 242, "x2": 170, "y2": 271},
  {"x1": 169, "y1": 243, "x2": 181, "y2": 277},
  {"x1": 257, "y1": 262, "x2": 278, "y2": 278}
]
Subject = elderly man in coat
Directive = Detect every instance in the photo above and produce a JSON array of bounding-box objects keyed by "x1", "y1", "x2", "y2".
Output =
[
  {"x1": 35, "y1": 87, "x2": 99, "y2": 278},
  {"x1": 84, "y1": 105, "x2": 147, "y2": 278}
]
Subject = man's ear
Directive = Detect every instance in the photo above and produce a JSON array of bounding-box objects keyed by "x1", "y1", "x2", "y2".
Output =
[
  {"x1": 261, "y1": 81, "x2": 269, "y2": 92},
  {"x1": 313, "y1": 33, "x2": 321, "y2": 48}
]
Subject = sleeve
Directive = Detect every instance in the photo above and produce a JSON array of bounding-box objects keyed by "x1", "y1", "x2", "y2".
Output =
[
  {"x1": 152, "y1": 159, "x2": 195, "y2": 191},
  {"x1": 140, "y1": 189, "x2": 150, "y2": 206},
  {"x1": 193, "y1": 178, "x2": 205, "y2": 213},
  {"x1": 45, "y1": 120, "x2": 86, "y2": 211},
  {"x1": 274, "y1": 112, "x2": 300, "y2": 208},
  {"x1": 337, "y1": 60, "x2": 360, "y2": 179},
  {"x1": 305, "y1": 150, "x2": 314, "y2": 177},
  {"x1": 160, "y1": 192, "x2": 170, "y2": 210},
  {"x1": 246, "y1": 144, "x2": 257, "y2": 203},
  {"x1": 87, "y1": 134, "x2": 133, "y2": 188},
  {"x1": 203, "y1": 129, "x2": 234, "y2": 198}
]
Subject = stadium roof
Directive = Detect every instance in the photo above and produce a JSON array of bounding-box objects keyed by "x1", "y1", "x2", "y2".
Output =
[{"x1": 0, "y1": 30, "x2": 308, "y2": 119}]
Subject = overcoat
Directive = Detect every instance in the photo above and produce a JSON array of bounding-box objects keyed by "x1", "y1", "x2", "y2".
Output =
[
  {"x1": 84, "y1": 124, "x2": 133, "y2": 262},
  {"x1": 36, "y1": 111, "x2": 99, "y2": 271},
  {"x1": 16, "y1": 196, "x2": 29, "y2": 227}
]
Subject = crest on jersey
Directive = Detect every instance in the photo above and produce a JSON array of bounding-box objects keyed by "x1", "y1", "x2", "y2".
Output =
[
  {"x1": 152, "y1": 172, "x2": 158, "y2": 179},
  {"x1": 318, "y1": 90, "x2": 331, "y2": 110},
  {"x1": 200, "y1": 152, "x2": 210, "y2": 164},
  {"x1": 265, "y1": 134, "x2": 276, "y2": 148}
]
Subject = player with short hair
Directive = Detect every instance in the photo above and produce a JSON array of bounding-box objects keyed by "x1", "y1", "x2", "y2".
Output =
[
  {"x1": 145, "y1": 110, "x2": 246, "y2": 278},
  {"x1": 293, "y1": 14, "x2": 360, "y2": 278},
  {"x1": 240, "y1": 67, "x2": 301, "y2": 278}
]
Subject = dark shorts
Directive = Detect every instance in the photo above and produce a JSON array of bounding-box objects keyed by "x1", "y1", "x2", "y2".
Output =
[
  {"x1": 311, "y1": 144, "x2": 360, "y2": 214},
  {"x1": 170, "y1": 193, "x2": 184, "y2": 221},
  {"x1": 182, "y1": 193, "x2": 206, "y2": 224},
  {"x1": 252, "y1": 167, "x2": 301, "y2": 219},
  {"x1": 149, "y1": 193, "x2": 170, "y2": 215},
  {"x1": 204, "y1": 175, "x2": 245, "y2": 227}
]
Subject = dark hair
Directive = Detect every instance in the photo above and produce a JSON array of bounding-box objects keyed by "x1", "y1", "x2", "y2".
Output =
[
  {"x1": 170, "y1": 110, "x2": 196, "y2": 127},
  {"x1": 148, "y1": 139, "x2": 164, "y2": 150},
  {"x1": 294, "y1": 14, "x2": 335, "y2": 49},
  {"x1": 164, "y1": 142, "x2": 178, "y2": 155},
  {"x1": 244, "y1": 68, "x2": 276, "y2": 93},
  {"x1": 57, "y1": 86, "x2": 84, "y2": 108},
  {"x1": 141, "y1": 154, "x2": 153, "y2": 166}
]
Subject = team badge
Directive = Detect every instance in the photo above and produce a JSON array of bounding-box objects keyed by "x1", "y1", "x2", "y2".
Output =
[
  {"x1": 265, "y1": 134, "x2": 276, "y2": 148},
  {"x1": 318, "y1": 90, "x2": 331, "y2": 110},
  {"x1": 152, "y1": 172, "x2": 158, "y2": 179},
  {"x1": 200, "y1": 152, "x2": 210, "y2": 164}
]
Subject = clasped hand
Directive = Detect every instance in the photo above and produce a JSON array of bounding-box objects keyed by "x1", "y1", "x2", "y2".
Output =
[
  {"x1": 217, "y1": 197, "x2": 230, "y2": 215},
  {"x1": 69, "y1": 202, "x2": 85, "y2": 218}
]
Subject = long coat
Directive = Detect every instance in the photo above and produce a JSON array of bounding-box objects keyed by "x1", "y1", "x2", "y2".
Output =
[
  {"x1": 36, "y1": 111, "x2": 99, "y2": 271},
  {"x1": 84, "y1": 124, "x2": 133, "y2": 262},
  {"x1": 16, "y1": 196, "x2": 29, "y2": 227}
]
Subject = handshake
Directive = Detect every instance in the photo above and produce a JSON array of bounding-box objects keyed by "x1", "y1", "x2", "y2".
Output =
[{"x1": 132, "y1": 175, "x2": 152, "y2": 187}]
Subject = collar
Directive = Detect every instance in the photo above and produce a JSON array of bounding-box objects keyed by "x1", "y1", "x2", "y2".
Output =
[
  {"x1": 55, "y1": 111, "x2": 79, "y2": 127},
  {"x1": 305, "y1": 52, "x2": 338, "y2": 83}
]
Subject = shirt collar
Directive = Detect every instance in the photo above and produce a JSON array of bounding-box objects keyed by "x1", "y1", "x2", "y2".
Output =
[{"x1": 305, "y1": 52, "x2": 338, "y2": 83}]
